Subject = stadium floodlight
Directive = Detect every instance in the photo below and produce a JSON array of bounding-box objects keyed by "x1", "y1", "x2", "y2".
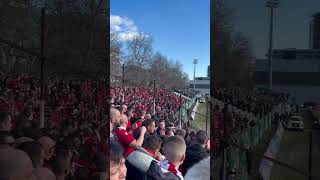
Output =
[
  {"x1": 193, "y1": 59, "x2": 198, "y2": 90},
  {"x1": 265, "y1": 0, "x2": 280, "y2": 90}
]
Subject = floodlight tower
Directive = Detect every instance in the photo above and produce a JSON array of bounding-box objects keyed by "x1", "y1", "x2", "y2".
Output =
[
  {"x1": 193, "y1": 58, "x2": 198, "y2": 90},
  {"x1": 265, "y1": 0, "x2": 280, "y2": 90}
]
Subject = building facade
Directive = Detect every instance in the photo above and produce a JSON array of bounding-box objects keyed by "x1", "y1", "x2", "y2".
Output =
[
  {"x1": 189, "y1": 77, "x2": 210, "y2": 95},
  {"x1": 309, "y1": 13, "x2": 320, "y2": 49},
  {"x1": 254, "y1": 49, "x2": 320, "y2": 103}
]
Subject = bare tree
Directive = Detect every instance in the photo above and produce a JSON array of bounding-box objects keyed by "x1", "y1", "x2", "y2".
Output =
[
  {"x1": 148, "y1": 52, "x2": 188, "y2": 89},
  {"x1": 149, "y1": 52, "x2": 169, "y2": 85},
  {"x1": 126, "y1": 33, "x2": 153, "y2": 84},
  {"x1": 110, "y1": 32, "x2": 121, "y2": 84}
]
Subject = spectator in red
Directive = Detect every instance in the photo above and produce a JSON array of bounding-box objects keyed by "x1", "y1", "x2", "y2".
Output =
[
  {"x1": 114, "y1": 114, "x2": 147, "y2": 158},
  {"x1": 110, "y1": 108, "x2": 121, "y2": 127}
]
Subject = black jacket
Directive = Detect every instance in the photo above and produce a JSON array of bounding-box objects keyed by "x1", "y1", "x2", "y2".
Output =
[{"x1": 145, "y1": 161, "x2": 180, "y2": 180}]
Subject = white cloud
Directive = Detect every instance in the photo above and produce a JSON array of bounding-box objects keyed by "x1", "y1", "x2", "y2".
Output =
[
  {"x1": 112, "y1": 25, "x2": 121, "y2": 32},
  {"x1": 110, "y1": 14, "x2": 147, "y2": 41}
]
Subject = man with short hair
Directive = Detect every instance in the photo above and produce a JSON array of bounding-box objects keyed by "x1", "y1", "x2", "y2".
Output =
[
  {"x1": 195, "y1": 130, "x2": 209, "y2": 149},
  {"x1": 110, "y1": 108, "x2": 121, "y2": 128},
  {"x1": 114, "y1": 114, "x2": 147, "y2": 157},
  {"x1": 160, "y1": 136, "x2": 186, "y2": 180},
  {"x1": 0, "y1": 112, "x2": 12, "y2": 132},
  {"x1": 0, "y1": 148, "x2": 36, "y2": 180},
  {"x1": 110, "y1": 108, "x2": 121, "y2": 141},
  {"x1": 143, "y1": 119, "x2": 156, "y2": 135},
  {"x1": 126, "y1": 135, "x2": 164, "y2": 180}
]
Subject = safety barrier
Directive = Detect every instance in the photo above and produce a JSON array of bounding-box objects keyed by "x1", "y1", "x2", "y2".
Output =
[{"x1": 259, "y1": 123, "x2": 284, "y2": 180}]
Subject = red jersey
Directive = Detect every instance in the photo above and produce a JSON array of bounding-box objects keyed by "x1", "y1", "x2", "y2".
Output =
[{"x1": 114, "y1": 126, "x2": 136, "y2": 157}]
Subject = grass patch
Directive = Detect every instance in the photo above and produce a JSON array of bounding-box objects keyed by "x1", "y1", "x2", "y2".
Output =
[{"x1": 191, "y1": 102, "x2": 210, "y2": 133}]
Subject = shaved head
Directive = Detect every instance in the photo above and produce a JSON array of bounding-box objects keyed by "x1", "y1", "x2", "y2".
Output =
[
  {"x1": 110, "y1": 108, "x2": 121, "y2": 126},
  {"x1": 0, "y1": 148, "x2": 35, "y2": 180},
  {"x1": 120, "y1": 114, "x2": 128, "y2": 125},
  {"x1": 163, "y1": 136, "x2": 186, "y2": 164}
]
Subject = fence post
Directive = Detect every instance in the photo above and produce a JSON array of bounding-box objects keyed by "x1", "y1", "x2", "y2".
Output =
[{"x1": 40, "y1": 8, "x2": 46, "y2": 128}]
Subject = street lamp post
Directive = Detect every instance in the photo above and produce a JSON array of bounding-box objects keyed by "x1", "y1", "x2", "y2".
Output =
[
  {"x1": 265, "y1": 0, "x2": 280, "y2": 90},
  {"x1": 193, "y1": 59, "x2": 198, "y2": 90}
]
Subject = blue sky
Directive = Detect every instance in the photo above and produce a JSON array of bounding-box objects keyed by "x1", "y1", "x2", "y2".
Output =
[{"x1": 110, "y1": 0, "x2": 210, "y2": 79}]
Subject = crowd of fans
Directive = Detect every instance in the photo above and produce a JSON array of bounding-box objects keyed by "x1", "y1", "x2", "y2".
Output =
[
  {"x1": 211, "y1": 88, "x2": 292, "y2": 154},
  {"x1": 110, "y1": 86, "x2": 187, "y2": 124},
  {"x1": 0, "y1": 74, "x2": 210, "y2": 180},
  {"x1": 109, "y1": 87, "x2": 210, "y2": 180}
]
